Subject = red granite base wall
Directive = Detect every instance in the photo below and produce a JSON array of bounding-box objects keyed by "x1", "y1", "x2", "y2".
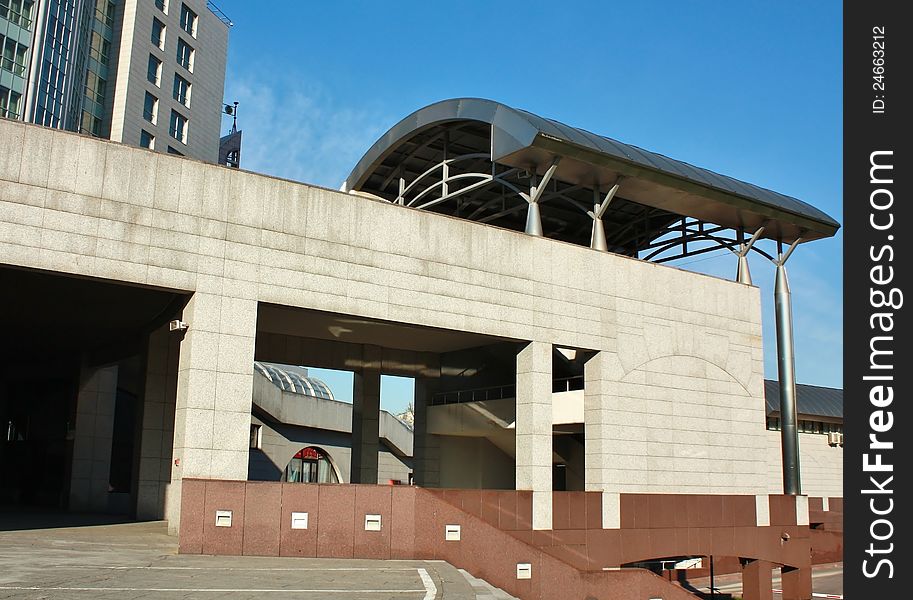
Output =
[
  {"x1": 808, "y1": 496, "x2": 844, "y2": 565},
  {"x1": 180, "y1": 481, "x2": 829, "y2": 600}
]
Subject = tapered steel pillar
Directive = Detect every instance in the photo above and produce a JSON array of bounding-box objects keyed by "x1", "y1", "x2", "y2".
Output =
[
  {"x1": 736, "y1": 253, "x2": 752, "y2": 284},
  {"x1": 590, "y1": 217, "x2": 607, "y2": 251},
  {"x1": 524, "y1": 158, "x2": 559, "y2": 237},
  {"x1": 525, "y1": 202, "x2": 543, "y2": 236},
  {"x1": 775, "y1": 262, "x2": 801, "y2": 495}
]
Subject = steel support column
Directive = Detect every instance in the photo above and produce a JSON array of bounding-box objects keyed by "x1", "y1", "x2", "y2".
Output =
[
  {"x1": 524, "y1": 158, "x2": 560, "y2": 236},
  {"x1": 736, "y1": 225, "x2": 765, "y2": 285},
  {"x1": 590, "y1": 218, "x2": 607, "y2": 251},
  {"x1": 589, "y1": 183, "x2": 619, "y2": 251},
  {"x1": 774, "y1": 242, "x2": 801, "y2": 495},
  {"x1": 737, "y1": 254, "x2": 752, "y2": 284},
  {"x1": 525, "y1": 202, "x2": 543, "y2": 236}
]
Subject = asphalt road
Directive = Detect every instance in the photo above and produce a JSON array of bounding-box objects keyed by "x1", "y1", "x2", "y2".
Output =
[{"x1": 690, "y1": 563, "x2": 844, "y2": 599}]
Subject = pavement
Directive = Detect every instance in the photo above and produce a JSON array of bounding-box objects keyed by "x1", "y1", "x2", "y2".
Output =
[{"x1": 0, "y1": 514, "x2": 499, "y2": 600}]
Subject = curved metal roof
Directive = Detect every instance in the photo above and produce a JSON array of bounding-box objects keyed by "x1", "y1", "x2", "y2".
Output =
[
  {"x1": 345, "y1": 98, "x2": 839, "y2": 243},
  {"x1": 764, "y1": 379, "x2": 842, "y2": 420},
  {"x1": 254, "y1": 361, "x2": 335, "y2": 401}
]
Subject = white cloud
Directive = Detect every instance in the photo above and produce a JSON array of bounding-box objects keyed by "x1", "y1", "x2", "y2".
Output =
[{"x1": 223, "y1": 75, "x2": 392, "y2": 189}]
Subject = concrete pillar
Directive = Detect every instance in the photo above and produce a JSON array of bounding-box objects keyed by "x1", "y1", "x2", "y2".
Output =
[
  {"x1": 583, "y1": 351, "x2": 624, "y2": 527},
  {"x1": 741, "y1": 559, "x2": 773, "y2": 600},
  {"x1": 781, "y1": 565, "x2": 812, "y2": 600},
  {"x1": 70, "y1": 365, "x2": 118, "y2": 512},
  {"x1": 135, "y1": 324, "x2": 180, "y2": 520},
  {"x1": 166, "y1": 292, "x2": 257, "y2": 532},
  {"x1": 412, "y1": 377, "x2": 440, "y2": 487},
  {"x1": 351, "y1": 346, "x2": 381, "y2": 484},
  {"x1": 515, "y1": 341, "x2": 552, "y2": 530}
]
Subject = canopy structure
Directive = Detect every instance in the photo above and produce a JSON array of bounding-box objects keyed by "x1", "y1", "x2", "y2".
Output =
[
  {"x1": 344, "y1": 98, "x2": 839, "y2": 262},
  {"x1": 254, "y1": 361, "x2": 335, "y2": 401}
]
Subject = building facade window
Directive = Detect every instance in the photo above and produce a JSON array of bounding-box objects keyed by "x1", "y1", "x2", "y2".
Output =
[
  {"x1": 140, "y1": 129, "x2": 154, "y2": 149},
  {"x1": 154, "y1": 0, "x2": 167, "y2": 13},
  {"x1": 84, "y1": 70, "x2": 106, "y2": 104},
  {"x1": 151, "y1": 17, "x2": 166, "y2": 50},
  {"x1": 1, "y1": 0, "x2": 35, "y2": 29},
  {"x1": 143, "y1": 91, "x2": 158, "y2": 124},
  {"x1": 0, "y1": 86, "x2": 22, "y2": 119},
  {"x1": 172, "y1": 73, "x2": 190, "y2": 107},
  {"x1": 765, "y1": 416, "x2": 843, "y2": 435},
  {"x1": 95, "y1": 0, "x2": 115, "y2": 28},
  {"x1": 147, "y1": 54, "x2": 161, "y2": 86},
  {"x1": 179, "y1": 3, "x2": 197, "y2": 37},
  {"x1": 169, "y1": 109, "x2": 187, "y2": 143},
  {"x1": 80, "y1": 110, "x2": 101, "y2": 136},
  {"x1": 249, "y1": 424, "x2": 261, "y2": 449},
  {"x1": 166, "y1": 145, "x2": 183, "y2": 156},
  {"x1": 175, "y1": 38, "x2": 193, "y2": 72},
  {"x1": 1, "y1": 36, "x2": 28, "y2": 76},
  {"x1": 89, "y1": 30, "x2": 111, "y2": 66}
]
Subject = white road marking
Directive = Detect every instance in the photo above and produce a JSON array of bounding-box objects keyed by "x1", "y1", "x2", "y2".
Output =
[
  {"x1": 417, "y1": 568, "x2": 437, "y2": 600},
  {"x1": 0, "y1": 587, "x2": 426, "y2": 594}
]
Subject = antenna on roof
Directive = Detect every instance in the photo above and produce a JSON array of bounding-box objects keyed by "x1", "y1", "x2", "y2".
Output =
[{"x1": 224, "y1": 101, "x2": 239, "y2": 134}]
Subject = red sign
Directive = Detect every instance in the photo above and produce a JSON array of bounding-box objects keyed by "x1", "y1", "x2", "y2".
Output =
[{"x1": 295, "y1": 447, "x2": 321, "y2": 460}]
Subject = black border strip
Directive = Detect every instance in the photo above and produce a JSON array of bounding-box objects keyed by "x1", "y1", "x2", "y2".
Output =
[{"x1": 844, "y1": 1, "x2": 909, "y2": 596}]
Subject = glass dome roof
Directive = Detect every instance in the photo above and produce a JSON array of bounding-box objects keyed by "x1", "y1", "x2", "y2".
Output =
[{"x1": 254, "y1": 361, "x2": 335, "y2": 401}]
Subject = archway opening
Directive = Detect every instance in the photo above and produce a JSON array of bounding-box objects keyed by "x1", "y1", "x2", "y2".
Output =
[{"x1": 283, "y1": 446, "x2": 339, "y2": 484}]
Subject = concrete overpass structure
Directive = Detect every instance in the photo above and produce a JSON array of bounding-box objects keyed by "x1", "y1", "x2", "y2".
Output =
[{"x1": 0, "y1": 101, "x2": 840, "y2": 599}]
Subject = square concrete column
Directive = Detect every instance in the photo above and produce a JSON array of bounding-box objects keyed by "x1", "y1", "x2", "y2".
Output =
[
  {"x1": 516, "y1": 341, "x2": 552, "y2": 530},
  {"x1": 135, "y1": 324, "x2": 181, "y2": 520},
  {"x1": 583, "y1": 351, "x2": 625, "y2": 528},
  {"x1": 167, "y1": 292, "x2": 257, "y2": 532},
  {"x1": 781, "y1": 565, "x2": 812, "y2": 600},
  {"x1": 70, "y1": 365, "x2": 118, "y2": 512},
  {"x1": 351, "y1": 346, "x2": 381, "y2": 484},
  {"x1": 412, "y1": 377, "x2": 440, "y2": 487},
  {"x1": 741, "y1": 559, "x2": 773, "y2": 600}
]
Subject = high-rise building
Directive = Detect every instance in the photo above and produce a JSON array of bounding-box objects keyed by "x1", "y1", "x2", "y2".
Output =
[
  {"x1": 0, "y1": 0, "x2": 230, "y2": 162},
  {"x1": 0, "y1": 0, "x2": 35, "y2": 120}
]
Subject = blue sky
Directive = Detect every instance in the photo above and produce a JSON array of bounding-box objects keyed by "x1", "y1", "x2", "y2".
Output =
[{"x1": 218, "y1": 1, "x2": 842, "y2": 411}]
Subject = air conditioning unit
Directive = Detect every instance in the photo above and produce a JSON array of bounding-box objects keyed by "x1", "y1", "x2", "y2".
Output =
[{"x1": 827, "y1": 432, "x2": 841, "y2": 447}]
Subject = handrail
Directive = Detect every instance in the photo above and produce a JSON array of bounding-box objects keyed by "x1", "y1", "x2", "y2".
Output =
[
  {"x1": 206, "y1": 1, "x2": 233, "y2": 26},
  {"x1": 430, "y1": 376, "x2": 585, "y2": 406}
]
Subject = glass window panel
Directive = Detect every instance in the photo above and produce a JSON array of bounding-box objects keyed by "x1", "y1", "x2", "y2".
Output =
[
  {"x1": 180, "y1": 3, "x2": 197, "y2": 36},
  {"x1": 143, "y1": 92, "x2": 157, "y2": 124},
  {"x1": 151, "y1": 18, "x2": 165, "y2": 49},
  {"x1": 172, "y1": 73, "x2": 190, "y2": 107},
  {"x1": 176, "y1": 38, "x2": 193, "y2": 71},
  {"x1": 169, "y1": 109, "x2": 187, "y2": 143},
  {"x1": 140, "y1": 129, "x2": 154, "y2": 149},
  {"x1": 80, "y1": 110, "x2": 100, "y2": 136},
  {"x1": 147, "y1": 54, "x2": 161, "y2": 86}
]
